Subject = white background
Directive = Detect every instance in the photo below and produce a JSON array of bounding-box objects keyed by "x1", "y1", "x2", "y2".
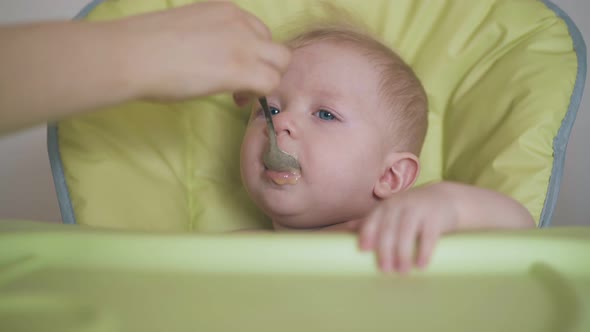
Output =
[{"x1": 0, "y1": 0, "x2": 588, "y2": 225}]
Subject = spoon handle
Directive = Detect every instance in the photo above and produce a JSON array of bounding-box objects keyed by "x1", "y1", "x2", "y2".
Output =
[{"x1": 259, "y1": 97, "x2": 278, "y2": 148}]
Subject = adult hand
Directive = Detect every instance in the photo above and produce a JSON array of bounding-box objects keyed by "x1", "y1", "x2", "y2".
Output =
[
  {"x1": 126, "y1": 1, "x2": 291, "y2": 101},
  {"x1": 0, "y1": 1, "x2": 290, "y2": 133}
]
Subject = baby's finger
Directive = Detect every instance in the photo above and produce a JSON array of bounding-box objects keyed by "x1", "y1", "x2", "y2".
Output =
[
  {"x1": 358, "y1": 218, "x2": 379, "y2": 251},
  {"x1": 395, "y1": 215, "x2": 420, "y2": 274},
  {"x1": 377, "y1": 219, "x2": 398, "y2": 273},
  {"x1": 417, "y1": 225, "x2": 440, "y2": 269}
]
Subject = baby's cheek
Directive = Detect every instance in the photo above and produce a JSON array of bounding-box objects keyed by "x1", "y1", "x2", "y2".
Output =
[
  {"x1": 311, "y1": 157, "x2": 353, "y2": 190},
  {"x1": 311, "y1": 147, "x2": 379, "y2": 195},
  {"x1": 240, "y1": 133, "x2": 259, "y2": 178},
  {"x1": 241, "y1": 127, "x2": 262, "y2": 156}
]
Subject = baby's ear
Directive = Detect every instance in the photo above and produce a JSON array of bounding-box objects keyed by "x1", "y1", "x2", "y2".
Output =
[{"x1": 374, "y1": 152, "x2": 420, "y2": 199}]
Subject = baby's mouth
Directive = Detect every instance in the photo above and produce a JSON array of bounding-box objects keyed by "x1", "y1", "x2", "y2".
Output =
[{"x1": 264, "y1": 166, "x2": 302, "y2": 185}]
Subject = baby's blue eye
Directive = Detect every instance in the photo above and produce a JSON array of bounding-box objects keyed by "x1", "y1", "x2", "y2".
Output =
[
  {"x1": 270, "y1": 107, "x2": 280, "y2": 116},
  {"x1": 316, "y1": 109, "x2": 336, "y2": 120}
]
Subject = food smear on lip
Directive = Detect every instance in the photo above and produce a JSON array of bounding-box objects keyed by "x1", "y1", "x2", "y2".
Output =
[{"x1": 266, "y1": 170, "x2": 301, "y2": 185}]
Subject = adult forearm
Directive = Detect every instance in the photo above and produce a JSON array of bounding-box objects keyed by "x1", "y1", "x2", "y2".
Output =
[
  {"x1": 0, "y1": 21, "x2": 140, "y2": 133},
  {"x1": 0, "y1": 3, "x2": 292, "y2": 135}
]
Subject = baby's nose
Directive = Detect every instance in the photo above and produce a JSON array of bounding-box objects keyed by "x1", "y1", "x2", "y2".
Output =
[{"x1": 270, "y1": 112, "x2": 297, "y2": 137}]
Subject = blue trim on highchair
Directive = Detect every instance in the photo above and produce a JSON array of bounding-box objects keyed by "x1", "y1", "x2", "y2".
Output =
[
  {"x1": 46, "y1": 0, "x2": 106, "y2": 224},
  {"x1": 47, "y1": 124, "x2": 76, "y2": 224},
  {"x1": 539, "y1": 0, "x2": 587, "y2": 227},
  {"x1": 74, "y1": 0, "x2": 105, "y2": 19}
]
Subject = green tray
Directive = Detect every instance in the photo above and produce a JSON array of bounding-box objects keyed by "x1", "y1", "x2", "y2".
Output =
[{"x1": 1, "y1": 220, "x2": 589, "y2": 332}]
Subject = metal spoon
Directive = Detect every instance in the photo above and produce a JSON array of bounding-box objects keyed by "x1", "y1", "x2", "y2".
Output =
[{"x1": 259, "y1": 97, "x2": 301, "y2": 172}]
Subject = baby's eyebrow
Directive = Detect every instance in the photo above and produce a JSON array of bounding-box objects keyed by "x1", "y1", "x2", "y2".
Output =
[{"x1": 314, "y1": 89, "x2": 345, "y2": 99}]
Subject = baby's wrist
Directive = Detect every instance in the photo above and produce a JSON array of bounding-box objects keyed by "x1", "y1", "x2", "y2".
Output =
[{"x1": 431, "y1": 181, "x2": 464, "y2": 229}]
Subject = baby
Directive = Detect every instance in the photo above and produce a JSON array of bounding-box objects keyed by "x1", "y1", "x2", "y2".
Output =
[{"x1": 236, "y1": 22, "x2": 535, "y2": 274}]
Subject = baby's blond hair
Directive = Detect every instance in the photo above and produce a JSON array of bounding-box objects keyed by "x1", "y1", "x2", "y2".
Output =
[{"x1": 281, "y1": 6, "x2": 428, "y2": 155}]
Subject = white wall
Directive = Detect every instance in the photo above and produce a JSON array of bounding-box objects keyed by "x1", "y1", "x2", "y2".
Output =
[
  {"x1": 550, "y1": 0, "x2": 590, "y2": 226},
  {"x1": 0, "y1": 0, "x2": 588, "y2": 225}
]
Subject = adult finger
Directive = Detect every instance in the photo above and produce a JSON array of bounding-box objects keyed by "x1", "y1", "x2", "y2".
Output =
[
  {"x1": 233, "y1": 91, "x2": 255, "y2": 107},
  {"x1": 256, "y1": 42, "x2": 292, "y2": 73},
  {"x1": 241, "y1": 11, "x2": 272, "y2": 40},
  {"x1": 239, "y1": 62, "x2": 281, "y2": 95}
]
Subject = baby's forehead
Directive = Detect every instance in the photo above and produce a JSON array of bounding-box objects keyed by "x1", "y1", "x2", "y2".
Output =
[
  {"x1": 291, "y1": 40, "x2": 371, "y2": 61},
  {"x1": 301, "y1": 40, "x2": 409, "y2": 87},
  {"x1": 288, "y1": 41, "x2": 393, "y2": 100},
  {"x1": 289, "y1": 42, "x2": 383, "y2": 80},
  {"x1": 289, "y1": 40, "x2": 399, "y2": 87}
]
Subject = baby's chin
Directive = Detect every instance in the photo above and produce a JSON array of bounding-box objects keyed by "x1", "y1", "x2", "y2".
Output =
[
  {"x1": 267, "y1": 211, "x2": 342, "y2": 231},
  {"x1": 256, "y1": 197, "x2": 305, "y2": 223}
]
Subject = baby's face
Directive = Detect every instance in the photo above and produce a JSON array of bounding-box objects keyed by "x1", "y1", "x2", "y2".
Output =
[{"x1": 240, "y1": 42, "x2": 391, "y2": 230}]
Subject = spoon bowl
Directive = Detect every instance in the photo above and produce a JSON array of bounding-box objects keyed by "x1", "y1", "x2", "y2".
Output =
[{"x1": 258, "y1": 97, "x2": 301, "y2": 172}]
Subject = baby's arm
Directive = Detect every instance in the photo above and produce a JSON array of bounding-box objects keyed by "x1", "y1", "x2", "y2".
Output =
[
  {"x1": 357, "y1": 181, "x2": 535, "y2": 274},
  {"x1": 429, "y1": 181, "x2": 535, "y2": 230}
]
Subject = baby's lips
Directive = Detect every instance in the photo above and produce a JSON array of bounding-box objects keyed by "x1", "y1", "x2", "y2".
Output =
[{"x1": 266, "y1": 169, "x2": 301, "y2": 185}]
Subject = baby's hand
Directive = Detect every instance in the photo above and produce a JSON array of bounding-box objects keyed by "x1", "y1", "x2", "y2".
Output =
[{"x1": 358, "y1": 184, "x2": 458, "y2": 274}]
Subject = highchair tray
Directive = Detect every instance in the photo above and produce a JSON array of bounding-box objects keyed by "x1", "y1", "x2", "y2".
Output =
[{"x1": 1, "y1": 220, "x2": 589, "y2": 332}]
